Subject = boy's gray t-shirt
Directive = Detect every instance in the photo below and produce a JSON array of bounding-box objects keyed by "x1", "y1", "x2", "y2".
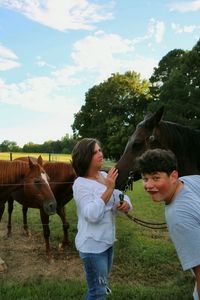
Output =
[{"x1": 165, "y1": 175, "x2": 200, "y2": 271}]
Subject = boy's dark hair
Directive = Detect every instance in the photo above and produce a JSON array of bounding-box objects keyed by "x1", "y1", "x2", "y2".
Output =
[
  {"x1": 71, "y1": 138, "x2": 100, "y2": 177},
  {"x1": 136, "y1": 148, "x2": 178, "y2": 175}
]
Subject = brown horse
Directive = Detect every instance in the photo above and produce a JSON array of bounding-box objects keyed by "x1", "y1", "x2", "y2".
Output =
[
  {"x1": 7, "y1": 157, "x2": 76, "y2": 262},
  {"x1": 0, "y1": 157, "x2": 57, "y2": 272},
  {"x1": 115, "y1": 106, "x2": 200, "y2": 190}
]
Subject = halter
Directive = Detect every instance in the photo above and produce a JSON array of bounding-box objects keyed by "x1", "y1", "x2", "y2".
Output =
[{"x1": 119, "y1": 172, "x2": 167, "y2": 230}]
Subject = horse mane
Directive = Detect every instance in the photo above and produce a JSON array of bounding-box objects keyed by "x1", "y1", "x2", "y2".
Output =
[
  {"x1": 160, "y1": 120, "x2": 200, "y2": 149},
  {"x1": 0, "y1": 160, "x2": 28, "y2": 184},
  {"x1": 158, "y1": 121, "x2": 200, "y2": 171}
]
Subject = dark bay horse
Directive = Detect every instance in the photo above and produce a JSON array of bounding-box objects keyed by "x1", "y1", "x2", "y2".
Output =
[
  {"x1": 115, "y1": 106, "x2": 200, "y2": 190},
  {"x1": 0, "y1": 157, "x2": 57, "y2": 272},
  {"x1": 7, "y1": 157, "x2": 76, "y2": 262}
]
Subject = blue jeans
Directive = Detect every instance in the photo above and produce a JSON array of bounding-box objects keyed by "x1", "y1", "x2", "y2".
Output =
[{"x1": 79, "y1": 246, "x2": 113, "y2": 300}]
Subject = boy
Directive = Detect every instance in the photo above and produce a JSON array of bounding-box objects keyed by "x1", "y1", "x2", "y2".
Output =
[{"x1": 137, "y1": 148, "x2": 200, "y2": 300}]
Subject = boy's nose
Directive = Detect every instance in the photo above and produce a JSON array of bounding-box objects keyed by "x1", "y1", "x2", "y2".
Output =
[{"x1": 144, "y1": 180, "x2": 154, "y2": 189}]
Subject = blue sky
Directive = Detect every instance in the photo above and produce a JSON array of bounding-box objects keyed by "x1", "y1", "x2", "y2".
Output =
[{"x1": 0, "y1": 0, "x2": 200, "y2": 147}]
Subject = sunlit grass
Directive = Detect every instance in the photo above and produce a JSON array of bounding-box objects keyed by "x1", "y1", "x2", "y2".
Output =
[{"x1": 0, "y1": 152, "x2": 72, "y2": 162}]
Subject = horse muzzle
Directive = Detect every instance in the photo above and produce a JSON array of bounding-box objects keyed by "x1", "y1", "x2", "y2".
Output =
[{"x1": 43, "y1": 199, "x2": 57, "y2": 215}]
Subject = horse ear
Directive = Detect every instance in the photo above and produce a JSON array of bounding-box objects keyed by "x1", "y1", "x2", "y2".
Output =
[
  {"x1": 28, "y1": 156, "x2": 35, "y2": 168},
  {"x1": 155, "y1": 106, "x2": 164, "y2": 121},
  {"x1": 37, "y1": 155, "x2": 43, "y2": 166},
  {"x1": 146, "y1": 106, "x2": 164, "y2": 128}
]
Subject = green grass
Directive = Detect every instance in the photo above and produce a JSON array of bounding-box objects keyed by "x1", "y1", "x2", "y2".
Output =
[{"x1": 0, "y1": 179, "x2": 195, "y2": 299}]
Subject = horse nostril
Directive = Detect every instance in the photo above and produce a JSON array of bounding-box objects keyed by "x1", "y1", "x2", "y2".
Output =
[
  {"x1": 50, "y1": 203, "x2": 56, "y2": 212},
  {"x1": 43, "y1": 200, "x2": 57, "y2": 215}
]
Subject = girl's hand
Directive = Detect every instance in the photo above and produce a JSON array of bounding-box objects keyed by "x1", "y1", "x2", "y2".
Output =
[
  {"x1": 117, "y1": 201, "x2": 130, "y2": 213},
  {"x1": 105, "y1": 167, "x2": 118, "y2": 189}
]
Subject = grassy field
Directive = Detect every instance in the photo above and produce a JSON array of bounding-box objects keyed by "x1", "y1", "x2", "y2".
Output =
[
  {"x1": 0, "y1": 152, "x2": 72, "y2": 162},
  {"x1": 0, "y1": 152, "x2": 194, "y2": 299},
  {"x1": 0, "y1": 177, "x2": 194, "y2": 299}
]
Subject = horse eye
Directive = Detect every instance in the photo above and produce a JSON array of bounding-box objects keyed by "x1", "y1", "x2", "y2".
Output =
[
  {"x1": 34, "y1": 179, "x2": 41, "y2": 186},
  {"x1": 132, "y1": 141, "x2": 143, "y2": 151}
]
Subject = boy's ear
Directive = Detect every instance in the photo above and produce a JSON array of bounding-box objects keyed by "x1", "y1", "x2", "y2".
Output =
[{"x1": 170, "y1": 170, "x2": 179, "y2": 182}]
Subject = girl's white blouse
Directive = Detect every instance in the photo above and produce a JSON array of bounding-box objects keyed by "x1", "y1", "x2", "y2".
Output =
[{"x1": 73, "y1": 171, "x2": 132, "y2": 253}]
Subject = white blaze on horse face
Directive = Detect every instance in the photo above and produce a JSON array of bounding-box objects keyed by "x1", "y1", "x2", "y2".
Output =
[{"x1": 41, "y1": 172, "x2": 50, "y2": 185}]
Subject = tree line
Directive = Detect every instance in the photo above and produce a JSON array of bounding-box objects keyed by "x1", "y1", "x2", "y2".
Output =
[
  {"x1": 1, "y1": 39, "x2": 200, "y2": 160},
  {"x1": 0, "y1": 135, "x2": 77, "y2": 155}
]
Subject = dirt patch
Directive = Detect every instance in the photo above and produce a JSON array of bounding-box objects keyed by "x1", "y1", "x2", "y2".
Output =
[{"x1": 0, "y1": 222, "x2": 84, "y2": 282}]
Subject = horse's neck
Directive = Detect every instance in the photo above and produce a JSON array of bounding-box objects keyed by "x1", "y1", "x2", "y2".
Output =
[
  {"x1": 0, "y1": 160, "x2": 28, "y2": 184},
  {"x1": 159, "y1": 121, "x2": 200, "y2": 174},
  {"x1": 44, "y1": 162, "x2": 75, "y2": 182}
]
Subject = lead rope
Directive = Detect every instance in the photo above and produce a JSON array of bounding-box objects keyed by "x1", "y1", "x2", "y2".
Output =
[{"x1": 119, "y1": 172, "x2": 167, "y2": 230}]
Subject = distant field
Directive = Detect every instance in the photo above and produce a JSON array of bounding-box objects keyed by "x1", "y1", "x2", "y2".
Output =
[
  {"x1": 0, "y1": 152, "x2": 71, "y2": 162},
  {"x1": 0, "y1": 152, "x2": 115, "y2": 168}
]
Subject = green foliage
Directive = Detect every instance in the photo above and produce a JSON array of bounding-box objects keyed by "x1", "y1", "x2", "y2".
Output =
[
  {"x1": 149, "y1": 49, "x2": 185, "y2": 101},
  {"x1": 0, "y1": 140, "x2": 21, "y2": 152},
  {"x1": 149, "y1": 39, "x2": 200, "y2": 128},
  {"x1": 72, "y1": 71, "x2": 152, "y2": 159},
  {"x1": 22, "y1": 135, "x2": 77, "y2": 154},
  {"x1": 0, "y1": 136, "x2": 77, "y2": 154}
]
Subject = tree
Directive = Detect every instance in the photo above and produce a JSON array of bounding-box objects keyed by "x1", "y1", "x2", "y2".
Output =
[
  {"x1": 0, "y1": 140, "x2": 21, "y2": 152},
  {"x1": 149, "y1": 49, "x2": 185, "y2": 101},
  {"x1": 60, "y1": 135, "x2": 77, "y2": 154},
  {"x1": 148, "y1": 39, "x2": 200, "y2": 128},
  {"x1": 72, "y1": 71, "x2": 152, "y2": 159}
]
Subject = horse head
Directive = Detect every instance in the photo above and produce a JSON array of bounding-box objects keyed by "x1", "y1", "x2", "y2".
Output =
[
  {"x1": 115, "y1": 106, "x2": 164, "y2": 190},
  {"x1": 21, "y1": 157, "x2": 57, "y2": 215}
]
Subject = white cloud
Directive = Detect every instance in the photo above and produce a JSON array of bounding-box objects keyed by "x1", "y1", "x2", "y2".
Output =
[
  {"x1": 0, "y1": 73, "x2": 78, "y2": 145},
  {"x1": 171, "y1": 22, "x2": 200, "y2": 33},
  {"x1": 169, "y1": 0, "x2": 200, "y2": 12},
  {"x1": 0, "y1": 43, "x2": 18, "y2": 59},
  {"x1": 0, "y1": 29, "x2": 157, "y2": 125},
  {"x1": 71, "y1": 31, "x2": 134, "y2": 69},
  {"x1": 0, "y1": 76, "x2": 80, "y2": 115},
  {"x1": 125, "y1": 56, "x2": 158, "y2": 80},
  {"x1": 147, "y1": 19, "x2": 165, "y2": 43},
  {"x1": 36, "y1": 56, "x2": 56, "y2": 69},
  {"x1": 52, "y1": 65, "x2": 84, "y2": 86},
  {"x1": 0, "y1": 21, "x2": 161, "y2": 135},
  {"x1": 0, "y1": 44, "x2": 20, "y2": 71},
  {"x1": 70, "y1": 31, "x2": 157, "y2": 81},
  {"x1": 0, "y1": 0, "x2": 114, "y2": 31}
]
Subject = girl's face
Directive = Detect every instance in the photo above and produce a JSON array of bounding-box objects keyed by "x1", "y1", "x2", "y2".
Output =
[{"x1": 90, "y1": 143, "x2": 104, "y2": 170}]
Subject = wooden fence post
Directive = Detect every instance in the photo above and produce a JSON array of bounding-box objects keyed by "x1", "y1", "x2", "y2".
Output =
[{"x1": 10, "y1": 152, "x2": 13, "y2": 161}]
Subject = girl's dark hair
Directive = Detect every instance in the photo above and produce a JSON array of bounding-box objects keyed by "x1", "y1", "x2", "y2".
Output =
[
  {"x1": 136, "y1": 148, "x2": 178, "y2": 175},
  {"x1": 71, "y1": 138, "x2": 100, "y2": 177}
]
